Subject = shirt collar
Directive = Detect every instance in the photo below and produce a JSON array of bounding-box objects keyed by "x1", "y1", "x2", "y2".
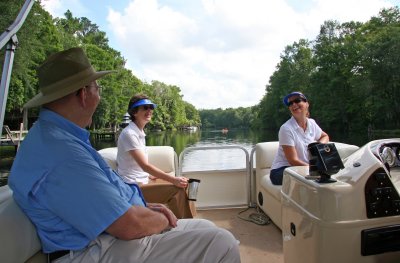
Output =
[
  {"x1": 129, "y1": 121, "x2": 146, "y2": 137},
  {"x1": 289, "y1": 116, "x2": 310, "y2": 133},
  {"x1": 39, "y1": 108, "x2": 91, "y2": 145}
]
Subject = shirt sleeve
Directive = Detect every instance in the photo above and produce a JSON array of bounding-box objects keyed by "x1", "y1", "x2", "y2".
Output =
[
  {"x1": 279, "y1": 124, "x2": 295, "y2": 147},
  {"x1": 119, "y1": 130, "x2": 142, "y2": 152},
  {"x1": 310, "y1": 119, "x2": 323, "y2": 141},
  {"x1": 35, "y1": 151, "x2": 132, "y2": 240}
]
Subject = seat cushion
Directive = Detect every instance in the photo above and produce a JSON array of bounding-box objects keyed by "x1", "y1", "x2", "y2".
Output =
[
  {"x1": 0, "y1": 186, "x2": 42, "y2": 262},
  {"x1": 98, "y1": 147, "x2": 118, "y2": 170}
]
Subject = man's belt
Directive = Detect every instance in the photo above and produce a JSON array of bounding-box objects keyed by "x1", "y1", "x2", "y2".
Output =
[{"x1": 48, "y1": 250, "x2": 69, "y2": 261}]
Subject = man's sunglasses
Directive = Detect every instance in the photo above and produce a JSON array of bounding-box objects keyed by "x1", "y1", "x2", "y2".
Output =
[
  {"x1": 141, "y1": 105, "x2": 155, "y2": 110},
  {"x1": 288, "y1": 98, "x2": 307, "y2": 106}
]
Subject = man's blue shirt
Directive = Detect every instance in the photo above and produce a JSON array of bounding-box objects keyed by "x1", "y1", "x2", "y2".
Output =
[{"x1": 9, "y1": 109, "x2": 146, "y2": 253}]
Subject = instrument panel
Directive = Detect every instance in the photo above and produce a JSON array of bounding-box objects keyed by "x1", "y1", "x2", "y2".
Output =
[{"x1": 374, "y1": 142, "x2": 400, "y2": 168}]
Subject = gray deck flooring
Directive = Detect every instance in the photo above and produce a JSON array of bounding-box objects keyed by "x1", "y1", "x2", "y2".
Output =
[{"x1": 196, "y1": 208, "x2": 283, "y2": 263}]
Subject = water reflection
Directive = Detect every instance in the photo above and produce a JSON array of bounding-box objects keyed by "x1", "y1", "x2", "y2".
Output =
[{"x1": 148, "y1": 129, "x2": 275, "y2": 171}]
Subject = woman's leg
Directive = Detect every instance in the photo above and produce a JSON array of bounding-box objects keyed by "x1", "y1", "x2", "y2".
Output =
[
  {"x1": 269, "y1": 166, "x2": 289, "y2": 185},
  {"x1": 140, "y1": 179, "x2": 195, "y2": 218}
]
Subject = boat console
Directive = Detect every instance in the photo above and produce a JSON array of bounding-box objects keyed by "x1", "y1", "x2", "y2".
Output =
[{"x1": 282, "y1": 138, "x2": 400, "y2": 263}]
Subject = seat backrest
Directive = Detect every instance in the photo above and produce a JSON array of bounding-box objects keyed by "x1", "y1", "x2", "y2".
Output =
[
  {"x1": 147, "y1": 146, "x2": 176, "y2": 176},
  {"x1": 255, "y1": 141, "x2": 279, "y2": 170},
  {"x1": 334, "y1": 142, "x2": 359, "y2": 160},
  {"x1": 98, "y1": 147, "x2": 118, "y2": 170},
  {"x1": 0, "y1": 185, "x2": 43, "y2": 262},
  {"x1": 98, "y1": 146, "x2": 177, "y2": 176}
]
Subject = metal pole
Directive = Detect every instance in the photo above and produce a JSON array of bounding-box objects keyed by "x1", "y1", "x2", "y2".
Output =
[
  {"x1": 0, "y1": 37, "x2": 18, "y2": 137},
  {"x1": 0, "y1": 0, "x2": 35, "y2": 136}
]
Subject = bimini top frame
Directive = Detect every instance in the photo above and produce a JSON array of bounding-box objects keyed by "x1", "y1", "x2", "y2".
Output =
[{"x1": 0, "y1": 0, "x2": 34, "y2": 136}]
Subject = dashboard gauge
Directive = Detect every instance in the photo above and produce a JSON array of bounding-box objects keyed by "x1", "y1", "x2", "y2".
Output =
[
  {"x1": 397, "y1": 147, "x2": 400, "y2": 162},
  {"x1": 381, "y1": 147, "x2": 396, "y2": 167}
]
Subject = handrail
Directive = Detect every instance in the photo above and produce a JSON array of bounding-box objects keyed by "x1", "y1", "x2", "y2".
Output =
[
  {"x1": 178, "y1": 145, "x2": 252, "y2": 207},
  {"x1": 249, "y1": 146, "x2": 257, "y2": 207},
  {"x1": 0, "y1": 0, "x2": 35, "y2": 137}
]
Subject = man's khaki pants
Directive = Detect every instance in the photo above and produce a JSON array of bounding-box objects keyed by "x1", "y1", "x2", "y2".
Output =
[{"x1": 54, "y1": 219, "x2": 241, "y2": 263}]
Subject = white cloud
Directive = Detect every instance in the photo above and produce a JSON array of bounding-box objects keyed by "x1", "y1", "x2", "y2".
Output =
[
  {"x1": 41, "y1": 0, "x2": 88, "y2": 18},
  {"x1": 43, "y1": 0, "x2": 397, "y2": 109}
]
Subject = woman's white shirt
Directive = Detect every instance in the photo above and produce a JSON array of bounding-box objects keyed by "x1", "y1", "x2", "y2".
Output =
[
  {"x1": 271, "y1": 116, "x2": 322, "y2": 170},
  {"x1": 117, "y1": 121, "x2": 150, "y2": 184}
]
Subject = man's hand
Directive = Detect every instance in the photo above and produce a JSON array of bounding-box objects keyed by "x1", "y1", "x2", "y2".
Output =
[{"x1": 148, "y1": 203, "x2": 178, "y2": 227}]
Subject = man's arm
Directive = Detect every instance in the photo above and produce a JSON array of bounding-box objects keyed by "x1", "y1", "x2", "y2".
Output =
[{"x1": 105, "y1": 206, "x2": 170, "y2": 240}]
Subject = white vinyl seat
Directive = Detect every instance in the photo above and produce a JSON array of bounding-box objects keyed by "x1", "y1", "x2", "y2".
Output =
[
  {"x1": 255, "y1": 141, "x2": 359, "y2": 229},
  {"x1": 98, "y1": 146, "x2": 178, "y2": 176},
  {"x1": 0, "y1": 185, "x2": 46, "y2": 263}
]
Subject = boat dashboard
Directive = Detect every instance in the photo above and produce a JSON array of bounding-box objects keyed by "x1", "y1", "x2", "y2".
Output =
[
  {"x1": 371, "y1": 141, "x2": 400, "y2": 169},
  {"x1": 364, "y1": 140, "x2": 400, "y2": 219}
]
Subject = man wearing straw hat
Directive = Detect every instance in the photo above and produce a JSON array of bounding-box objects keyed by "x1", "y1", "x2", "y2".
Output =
[{"x1": 8, "y1": 47, "x2": 240, "y2": 263}]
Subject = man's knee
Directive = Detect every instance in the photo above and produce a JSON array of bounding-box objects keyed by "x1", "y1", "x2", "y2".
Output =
[{"x1": 207, "y1": 228, "x2": 240, "y2": 262}]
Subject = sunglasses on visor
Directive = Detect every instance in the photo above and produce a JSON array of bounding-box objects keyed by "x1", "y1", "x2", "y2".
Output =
[{"x1": 141, "y1": 105, "x2": 155, "y2": 110}]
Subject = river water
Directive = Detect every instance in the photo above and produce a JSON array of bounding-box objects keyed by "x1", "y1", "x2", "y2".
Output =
[
  {"x1": 0, "y1": 127, "x2": 382, "y2": 185},
  {"x1": 91, "y1": 128, "x2": 373, "y2": 172},
  {"x1": 92, "y1": 129, "x2": 271, "y2": 172}
]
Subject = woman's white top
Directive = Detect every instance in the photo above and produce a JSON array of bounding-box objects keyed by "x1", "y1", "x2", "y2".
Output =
[
  {"x1": 271, "y1": 116, "x2": 322, "y2": 170},
  {"x1": 117, "y1": 121, "x2": 150, "y2": 184}
]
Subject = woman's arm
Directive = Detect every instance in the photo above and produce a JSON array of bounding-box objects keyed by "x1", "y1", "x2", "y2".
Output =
[
  {"x1": 318, "y1": 131, "x2": 329, "y2": 143},
  {"x1": 282, "y1": 145, "x2": 309, "y2": 166},
  {"x1": 129, "y1": 150, "x2": 188, "y2": 188}
]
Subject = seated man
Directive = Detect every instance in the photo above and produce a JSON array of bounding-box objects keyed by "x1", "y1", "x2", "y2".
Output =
[
  {"x1": 8, "y1": 47, "x2": 240, "y2": 263},
  {"x1": 117, "y1": 94, "x2": 194, "y2": 219}
]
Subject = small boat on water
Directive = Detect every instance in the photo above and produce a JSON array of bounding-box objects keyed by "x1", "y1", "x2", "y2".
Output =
[{"x1": 2, "y1": 138, "x2": 400, "y2": 262}]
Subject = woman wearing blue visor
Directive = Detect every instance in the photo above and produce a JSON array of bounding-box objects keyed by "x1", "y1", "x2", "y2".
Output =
[
  {"x1": 269, "y1": 91, "x2": 330, "y2": 185},
  {"x1": 117, "y1": 94, "x2": 194, "y2": 218}
]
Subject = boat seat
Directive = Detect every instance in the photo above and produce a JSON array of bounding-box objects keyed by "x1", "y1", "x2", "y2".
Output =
[
  {"x1": 255, "y1": 141, "x2": 359, "y2": 229},
  {"x1": 98, "y1": 146, "x2": 178, "y2": 177},
  {"x1": 0, "y1": 185, "x2": 46, "y2": 263}
]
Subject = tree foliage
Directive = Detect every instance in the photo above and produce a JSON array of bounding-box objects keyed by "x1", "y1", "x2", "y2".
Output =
[
  {"x1": 1, "y1": 0, "x2": 200, "y2": 131},
  {"x1": 254, "y1": 7, "x2": 400, "y2": 137},
  {"x1": 2, "y1": 2, "x2": 398, "y2": 137}
]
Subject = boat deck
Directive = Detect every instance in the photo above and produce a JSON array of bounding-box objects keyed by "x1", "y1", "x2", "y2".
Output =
[{"x1": 196, "y1": 208, "x2": 283, "y2": 263}]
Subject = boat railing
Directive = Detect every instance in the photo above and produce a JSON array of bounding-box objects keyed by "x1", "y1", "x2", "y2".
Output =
[
  {"x1": 249, "y1": 146, "x2": 257, "y2": 207},
  {"x1": 178, "y1": 145, "x2": 252, "y2": 207}
]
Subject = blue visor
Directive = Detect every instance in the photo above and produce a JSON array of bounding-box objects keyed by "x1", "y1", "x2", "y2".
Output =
[
  {"x1": 129, "y1": 99, "x2": 157, "y2": 110},
  {"x1": 283, "y1": 92, "x2": 307, "y2": 106}
]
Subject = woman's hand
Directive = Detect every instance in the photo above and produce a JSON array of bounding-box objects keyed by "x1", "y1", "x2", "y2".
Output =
[
  {"x1": 149, "y1": 175, "x2": 157, "y2": 180},
  {"x1": 172, "y1": 176, "x2": 188, "y2": 188}
]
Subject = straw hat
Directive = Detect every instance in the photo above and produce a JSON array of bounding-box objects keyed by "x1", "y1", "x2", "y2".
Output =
[{"x1": 24, "y1": 47, "x2": 113, "y2": 108}]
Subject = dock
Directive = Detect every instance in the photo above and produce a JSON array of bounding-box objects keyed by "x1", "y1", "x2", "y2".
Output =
[
  {"x1": 0, "y1": 125, "x2": 27, "y2": 151},
  {"x1": 91, "y1": 130, "x2": 116, "y2": 140}
]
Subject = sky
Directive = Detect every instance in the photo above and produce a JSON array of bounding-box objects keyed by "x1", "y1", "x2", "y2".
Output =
[{"x1": 41, "y1": 0, "x2": 398, "y2": 109}]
